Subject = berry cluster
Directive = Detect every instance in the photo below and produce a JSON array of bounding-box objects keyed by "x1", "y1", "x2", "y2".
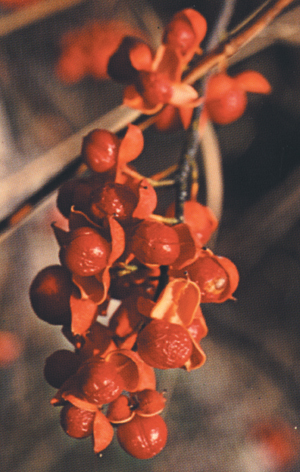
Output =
[
  {"x1": 56, "y1": 8, "x2": 272, "y2": 130},
  {"x1": 30, "y1": 123, "x2": 239, "y2": 459},
  {"x1": 107, "y1": 8, "x2": 271, "y2": 130}
]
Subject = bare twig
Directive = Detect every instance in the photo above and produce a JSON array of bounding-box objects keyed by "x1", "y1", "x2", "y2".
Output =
[{"x1": 184, "y1": 0, "x2": 295, "y2": 85}]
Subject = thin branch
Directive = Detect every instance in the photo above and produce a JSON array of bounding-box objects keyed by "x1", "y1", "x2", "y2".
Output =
[
  {"x1": 184, "y1": 0, "x2": 295, "y2": 85},
  {"x1": 175, "y1": 105, "x2": 202, "y2": 221}
]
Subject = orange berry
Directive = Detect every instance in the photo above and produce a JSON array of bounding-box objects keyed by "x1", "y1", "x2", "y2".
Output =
[
  {"x1": 29, "y1": 265, "x2": 73, "y2": 325},
  {"x1": 89, "y1": 182, "x2": 138, "y2": 223},
  {"x1": 60, "y1": 403, "x2": 95, "y2": 439},
  {"x1": 117, "y1": 414, "x2": 167, "y2": 459},
  {"x1": 163, "y1": 15, "x2": 196, "y2": 55},
  {"x1": 77, "y1": 357, "x2": 125, "y2": 405},
  {"x1": 184, "y1": 252, "x2": 239, "y2": 302},
  {"x1": 205, "y1": 72, "x2": 247, "y2": 124},
  {"x1": 131, "y1": 220, "x2": 180, "y2": 266},
  {"x1": 62, "y1": 227, "x2": 110, "y2": 277},
  {"x1": 136, "y1": 389, "x2": 166, "y2": 416},
  {"x1": 106, "y1": 394, "x2": 133, "y2": 423},
  {"x1": 139, "y1": 71, "x2": 173, "y2": 108},
  {"x1": 137, "y1": 319, "x2": 192, "y2": 369},
  {"x1": 81, "y1": 129, "x2": 120, "y2": 173}
]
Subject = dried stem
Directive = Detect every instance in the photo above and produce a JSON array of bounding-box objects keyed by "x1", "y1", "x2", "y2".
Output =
[
  {"x1": 184, "y1": 0, "x2": 295, "y2": 85},
  {"x1": 174, "y1": 104, "x2": 202, "y2": 221}
]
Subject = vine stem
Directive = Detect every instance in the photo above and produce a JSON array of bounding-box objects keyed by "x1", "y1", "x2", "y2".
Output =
[
  {"x1": 174, "y1": 104, "x2": 202, "y2": 221},
  {"x1": 184, "y1": 0, "x2": 295, "y2": 85}
]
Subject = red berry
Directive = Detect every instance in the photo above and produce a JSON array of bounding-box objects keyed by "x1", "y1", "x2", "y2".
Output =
[
  {"x1": 185, "y1": 252, "x2": 239, "y2": 302},
  {"x1": 106, "y1": 394, "x2": 133, "y2": 423},
  {"x1": 117, "y1": 414, "x2": 167, "y2": 459},
  {"x1": 163, "y1": 16, "x2": 196, "y2": 55},
  {"x1": 139, "y1": 71, "x2": 173, "y2": 108},
  {"x1": 60, "y1": 403, "x2": 95, "y2": 438},
  {"x1": 136, "y1": 389, "x2": 166, "y2": 416},
  {"x1": 44, "y1": 349, "x2": 81, "y2": 389},
  {"x1": 62, "y1": 227, "x2": 110, "y2": 277},
  {"x1": 29, "y1": 265, "x2": 73, "y2": 325},
  {"x1": 205, "y1": 73, "x2": 247, "y2": 124},
  {"x1": 131, "y1": 221, "x2": 180, "y2": 266},
  {"x1": 81, "y1": 129, "x2": 120, "y2": 173},
  {"x1": 77, "y1": 357, "x2": 125, "y2": 405},
  {"x1": 89, "y1": 182, "x2": 138, "y2": 223},
  {"x1": 137, "y1": 319, "x2": 192, "y2": 369}
]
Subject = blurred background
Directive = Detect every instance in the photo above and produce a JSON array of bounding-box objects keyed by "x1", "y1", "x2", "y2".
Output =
[{"x1": 1, "y1": 0, "x2": 300, "y2": 471}]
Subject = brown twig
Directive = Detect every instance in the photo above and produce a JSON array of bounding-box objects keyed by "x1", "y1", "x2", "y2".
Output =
[{"x1": 184, "y1": 0, "x2": 296, "y2": 85}]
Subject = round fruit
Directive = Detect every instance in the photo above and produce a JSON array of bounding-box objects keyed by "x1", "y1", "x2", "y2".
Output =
[
  {"x1": 139, "y1": 71, "x2": 173, "y2": 108},
  {"x1": 136, "y1": 389, "x2": 166, "y2": 416},
  {"x1": 29, "y1": 265, "x2": 73, "y2": 325},
  {"x1": 43, "y1": 349, "x2": 81, "y2": 389},
  {"x1": 184, "y1": 253, "x2": 239, "y2": 303},
  {"x1": 62, "y1": 227, "x2": 110, "y2": 277},
  {"x1": 89, "y1": 182, "x2": 138, "y2": 223},
  {"x1": 81, "y1": 129, "x2": 120, "y2": 173},
  {"x1": 163, "y1": 16, "x2": 196, "y2": 55},
  {"x1": 137, "y1": 319, "x2": 193, "y2": 369},
  {"x1": 77, "y1": 358, "x2": 125, "y2": 405},
  {"x1": 131, "y1": 221, "x2": 180, "y2": 266},
  {"x1": 117, "y1": 414, "x2": 167, "y2": 459},
  {"x1": 60, "y1": 403, "x2": 95, "y2": 438},
  {"x1": 106, "y1": 394, "x2": 133, "y2": 423},
  {"x1": 205, "y1": 73, "x2": 247, "y2": 125}
]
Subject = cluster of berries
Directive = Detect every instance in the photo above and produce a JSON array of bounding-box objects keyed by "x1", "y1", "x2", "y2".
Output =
[
  {"x1": 56, "y1": 8, "x2": 271, "y2": 130},
  {"x1": 30, "y1": 122, "x2": 239, "y2": 459}
]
